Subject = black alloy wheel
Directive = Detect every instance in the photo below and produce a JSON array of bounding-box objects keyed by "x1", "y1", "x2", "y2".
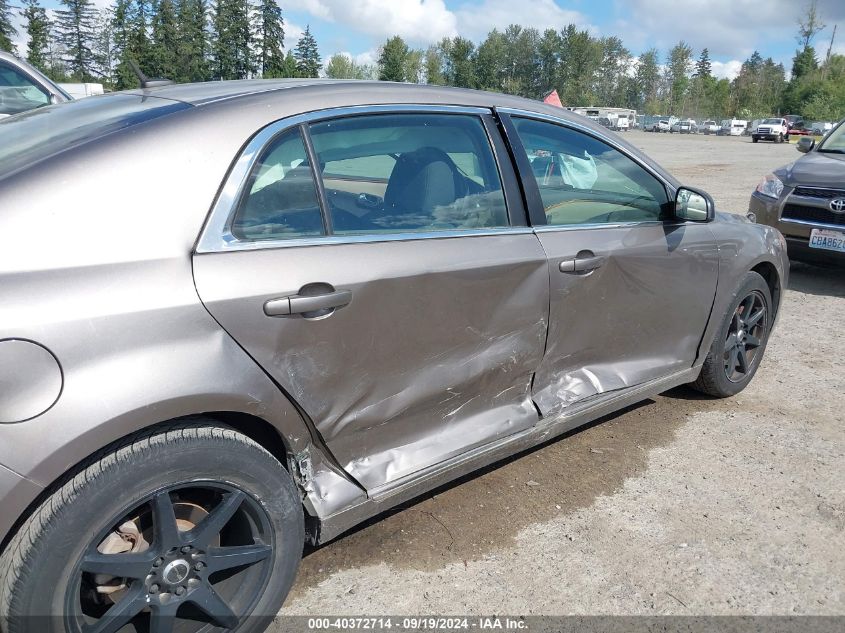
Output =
[{"x1": 722, "y1": 290, "x2": 767, "y2": 383}]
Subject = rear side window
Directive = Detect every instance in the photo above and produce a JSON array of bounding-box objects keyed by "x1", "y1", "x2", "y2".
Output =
[
  {"x1": 232, "y1": 127, "x2": 324, "y2": 241},
  {"x1": 308, "y1": 114, "x2": 508, "y2": 235},
  {"x1": 512, "y1": 117, "x2": 668, "y2": 226}
]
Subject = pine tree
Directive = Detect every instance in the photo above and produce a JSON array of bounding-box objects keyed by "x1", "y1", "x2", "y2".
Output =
[
  {"x1": 112, "y1": 0, "x2": 136, "y2": 88},
  {"x1": 22, "y1": 0, "x2": 51, "y2": 69},
  {"x1": 378, "y1": 35, "x2": 408, "y2": 82},
  {"x1": 175, "y1": 0, "x2": 209, "y2": 82},
  {"x1": 256, "y1": 0, "x2": 284, "y2": 78},
  {"x1": 0, "y1": 0, "x2": 18, "y2": 52},
  {"x1": 54, "y1": 0, "x2": 100, "y2": 80},
  {"x1": 294, "y1": 25, "x2": 320, "y2": 78},
  {"x1": 695, "y1": 48, "x2": 712, "y2": 79},
  {"x1": 281, "y1": 49, "x2": 297, "y2": 77},
  {"x1": 150, "y1": 0, "x2": 178, "y2": 78},
  {"x1": 213, "y1": 0, "x2": 254, "y2": 79}
]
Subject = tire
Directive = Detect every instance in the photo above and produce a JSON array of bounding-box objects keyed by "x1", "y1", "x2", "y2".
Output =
[
  {"x1": 778, "y1": 133, "x2": 784, "y2": 143},
  {"x1": 0, "y1": 421, "x2": 304, "y2": 633},
  {"x1": 752, "y1": 136, "x2": 759, "y2": 143},
  {"x1": 692, "y1": 271, "x2": 773, "y2": 398}
]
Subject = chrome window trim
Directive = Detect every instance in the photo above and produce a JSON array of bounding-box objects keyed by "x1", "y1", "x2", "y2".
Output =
[
  {"x1": 532, "y1": 220, "x2": 669, "y2": 234},
  {"x1": 196, "y1": 104, "x2": 506, "y2": 253},
  {"x1": 496, "y1": 106, "x2": 676, "y2": 198}
]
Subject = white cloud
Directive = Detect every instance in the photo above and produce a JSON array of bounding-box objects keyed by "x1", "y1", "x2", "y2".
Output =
[
  {"x1": 454, "y1": 0, "x2": 588, "y2": 41},
  {"x1": 288, "y1": 0, "x2": 458, "y2": 44},
  {"x1": 710, "y1": 59, "x2": 743, "y2": 80},
  {"x1": 285, "y1": 21, "x2": 306, "y2": 48}
]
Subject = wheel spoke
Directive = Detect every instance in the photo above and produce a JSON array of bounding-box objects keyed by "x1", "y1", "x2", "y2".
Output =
[
  {"x1": 152, "y1": 491, "x2": 182, "y2": 547},
  {"x1": 149, "y1": 601, "x2": 179, "y2": 633},
  {"x1": 745, "y1": 334, "x2": 761, "y2": 349},
  {"x1": 187, "y1": 490, "x2": 245, "y2": 548},
  {"x1": 187, "y1": 585, "x2": 239, "y2": 629},
  {"x1": 745, "y1": 307, "x2": 766, "y2": 328},
  {"x1": 724, "y1": 332, "x2": 739, "y2": 350},
  {"x1": 206, "y1": 543, "x2": 272, "y2": 574},
  {"x1": 80, "y1": 551, "x2": 154, "y2": 579},
  {"x1": 736, "y1": 347, "x2": 748, "y2": 374},
  {"x1": 82, "y1": 586, "x2": 146, "y2": 633}
]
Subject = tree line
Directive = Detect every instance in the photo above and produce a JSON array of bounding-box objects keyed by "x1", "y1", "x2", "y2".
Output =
[{"x1": 1, "y1": 0, "x2": 843, "y2": 121}]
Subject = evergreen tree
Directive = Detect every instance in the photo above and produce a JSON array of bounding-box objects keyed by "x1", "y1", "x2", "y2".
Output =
[
  {"x1": 256, "y1": 0, "x2": 284, "y2": 78},
  {"x1": 112, "y1": 0, "x2": 136, "y2": 88},
  {"x1": 294, "y1": 25, "x2": 320, "y2": 78},
  {"x1": 93, "y1": 7, "x2": 115, "y2": 81},
  {"x1": 378, "y1": 35, "x2": 408, "y2": 82},
  {"x1": 175, "y1": 0, "x2": 210, "y2": 82},
  {"x1": 150, "y1": 0, "x2": 178, "y2": 78},
  {"x1": 55, "y1": 0, "x2": 100, "y2": 80},
  {"x1": 212, "y1": 0, "x2": 254, "y2": 79},
  {"x1": 695, "y1": 48, "x2": 712, "y2": 79},
  {"x1": 424, "y1": 45, "x2": 444, "y2": 85},
  {"x1": 0, "y1": 0, "x2": 16, "y2": 53},
  {"x1": 22, "y1": 0, "x2": 51, "y2": 69},
  {"x1": 281, "y1": 48, "x2": 297, "y2": 77}
]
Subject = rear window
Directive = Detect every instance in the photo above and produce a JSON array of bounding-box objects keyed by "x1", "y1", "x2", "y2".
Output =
[{"x1": 0, "y1": 94, "x2": 191, "y2": 179}]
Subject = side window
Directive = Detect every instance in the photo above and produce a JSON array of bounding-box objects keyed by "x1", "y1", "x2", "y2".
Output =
[
  {"x1": 0, "y1": 63, "x2": 50, "y2": 116},
  {"x1": 232, "y1": 127, "x2": 324, "y2": 241},
  {"x1": 512, "y1": 117, "x2": 668, "y2": 226},
  {"x1": 308, "y1": 114, "x2": 508, "y2": 235}
]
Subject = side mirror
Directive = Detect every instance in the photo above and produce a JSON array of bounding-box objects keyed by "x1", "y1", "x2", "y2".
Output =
[
  {"x1": 674, "y1": 186, "x2": 714, "y2": 222},
  {"x1": 49, "y1": 93, "x2": 61, "y2": 105},
  {"x1": 796, "y1": 137, "x2": 815, "y2": 153}
]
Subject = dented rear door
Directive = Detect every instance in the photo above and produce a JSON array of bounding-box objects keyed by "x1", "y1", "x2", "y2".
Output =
[{"x1": 193, "y1": 109, "x2": 550, "y2": 492}]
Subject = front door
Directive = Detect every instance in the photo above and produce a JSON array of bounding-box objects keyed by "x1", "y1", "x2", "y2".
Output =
[
  {"x1": 504, "y1": 114, "x2": 720, "y2": 417},
  {"x1": 193, "y1": 110, "x2": 550, "y2": 491}
]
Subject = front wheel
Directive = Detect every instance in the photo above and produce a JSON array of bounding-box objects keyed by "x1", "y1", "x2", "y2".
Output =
[
  {"x1": 752, "y1": 136, "x2": 759, "y2": 143},
  {"x1": 692, "y1": 271, "x2": 773, "y2": 398},
  {"x1": 0, "y1": 422, "x2": 305, "y2": 633}
]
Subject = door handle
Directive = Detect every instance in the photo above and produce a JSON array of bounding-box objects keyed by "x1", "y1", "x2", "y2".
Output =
[
  {"x1": 559, "y1": 254, "x2": 606, "y2": 274},
  {"x1": 264, "y1": 289, "x2": 352, "y2": 317}
]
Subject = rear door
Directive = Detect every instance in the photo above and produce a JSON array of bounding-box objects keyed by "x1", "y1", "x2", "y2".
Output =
[
  {"x1": 193, "y1": 107, "x2": 549, "y2": 491},
  {"x1": 500, "y1": 112, "x2": 719, "y2": 417}
]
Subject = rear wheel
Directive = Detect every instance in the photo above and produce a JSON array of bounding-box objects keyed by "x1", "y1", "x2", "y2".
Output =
[
  {"x1": 692, "y1": 271, "x2": 772, "y2": 398},
  {"x1": 752, "y1": 136, "x2": 759, "y2": 143},
  {"x1": 0, "y1": 422, "x2": 304, "y2": 633}
]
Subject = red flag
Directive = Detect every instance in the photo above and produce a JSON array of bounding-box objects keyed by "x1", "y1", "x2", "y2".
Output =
[{"x1": 543, "y1": 90, "x2": 563, "y2": 107}]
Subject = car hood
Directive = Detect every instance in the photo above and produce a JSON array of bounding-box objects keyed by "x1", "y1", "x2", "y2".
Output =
[{"x1": 776, "y1": 150, "x2": 845, "y2": 188}]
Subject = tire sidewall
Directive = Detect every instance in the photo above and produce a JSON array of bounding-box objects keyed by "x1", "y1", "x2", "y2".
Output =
[
  {"x1": 707, "y1": 273, "x2": 773, "y2": 397},
  {"x1": 7, "y1": 426, "x2": 303, "y2": 633}
]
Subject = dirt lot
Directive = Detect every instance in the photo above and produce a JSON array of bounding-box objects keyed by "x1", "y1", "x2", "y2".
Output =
[{"x1": 277, "y1": 131, "x2": 844, "y2": 618}]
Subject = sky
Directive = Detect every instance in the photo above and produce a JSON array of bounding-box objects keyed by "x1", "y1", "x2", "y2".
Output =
[{"x1": 11, "y1": 0, "x2": 845, "y2": 81}]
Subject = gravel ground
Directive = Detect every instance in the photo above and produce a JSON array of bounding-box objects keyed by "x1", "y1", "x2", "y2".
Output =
[{"x1": 276, "y1": 131, "x2": 844, "y2": 619}]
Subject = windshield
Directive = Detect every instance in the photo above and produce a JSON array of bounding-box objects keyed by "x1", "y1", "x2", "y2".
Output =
[
  {"x1": 0, "y1": 94, "x2": 191, "y2": 179},
  {"x1": 763, "y1": 118, "x2": 782, "y2": 124},
  {"x1": 818, "y1": 121, "x2": 845, "y2": 153}
]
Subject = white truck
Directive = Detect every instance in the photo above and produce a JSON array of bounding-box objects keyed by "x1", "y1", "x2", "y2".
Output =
[{"x1": 752, "y1": 118, "x2": 788, "y2": 143}]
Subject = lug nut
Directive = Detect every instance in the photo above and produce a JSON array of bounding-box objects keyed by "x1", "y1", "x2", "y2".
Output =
[
  {"x1": 153, "y1": 557, "x2": 163, "y2": 568},
  {"x1": 180, "y1": 545, "x2": 192, "y2": 554},
  {"x1": 150, "y1": 584, "x2": 160, "y2": 593},
  {"x1": 175, "y1": 586, "x2": 186, "y2": 596},
  {"x1": 194, "y1": 561, "x2": 205, "y2": 571}
]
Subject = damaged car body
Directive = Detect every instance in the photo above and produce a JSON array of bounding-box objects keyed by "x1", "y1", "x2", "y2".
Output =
[{"x1": 0, "y1": 81, "x2": 787, "y2": 632}]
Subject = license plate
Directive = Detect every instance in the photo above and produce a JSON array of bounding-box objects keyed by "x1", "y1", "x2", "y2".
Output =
[{"x1": 809, "y1": 228, "x2": 845, "y2": 252}]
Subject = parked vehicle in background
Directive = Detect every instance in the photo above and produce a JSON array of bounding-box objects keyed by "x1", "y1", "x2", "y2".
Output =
[
  {"x1": 720, "y1": 119, "x2": 748, "y2": 136},
  {"x1": 745, "y1": 119, "x2": 761, "y2": 136},
  {"x1": 598, "y1": 116, "x2": 615, "y2": 130},
  {"x1": 750, "y1": 118, "x2": 845, "y2": 266},
  {"x1": 656, "y1": 119, "x2": 671, "y2": 132},
  {"x1": 615, "y1": 113, "x2": 631, "y2": 132},
  {"x1": 784, "y1": 115, "x2": 809, "y2": 139},
  {"x1": 670, "y1": 119, "x2": 696, "y2": 134},
  {"x1": 700, "y1": 120, "x2": 719, "y2": 135},
  {"x1": 810, "y1": 121, "x2": 833, "y2": 136},
  {"x1": 0, "y1": 51, "x2": 71, "y2": 118},
  {"x1": 0, "y1": 80, "x2": 788, "y2": 632},
  {"x1": 753, "y1": 118, "x2": 788, "y2": 143},
  {"x1": 57, "y1": 82, "x2": 104, "y2": 99}
]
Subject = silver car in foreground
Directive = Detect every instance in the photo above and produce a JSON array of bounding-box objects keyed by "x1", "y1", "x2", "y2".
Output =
[{"x1": 0, "y1": 80, "x2": 787, "y2": 632}]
